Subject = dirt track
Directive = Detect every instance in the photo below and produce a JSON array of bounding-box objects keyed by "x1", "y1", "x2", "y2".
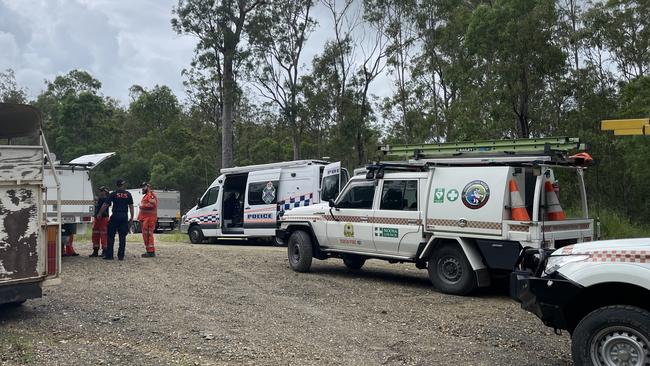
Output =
[{"x1": 1, "y1": 236, "x2": 572, "y2": 365}]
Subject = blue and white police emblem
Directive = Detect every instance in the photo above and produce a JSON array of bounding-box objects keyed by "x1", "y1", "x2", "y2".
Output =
[
  {"x1": 262, "y1": 181, "x2": 276, "y2": 204},
  {"x1": 461, "y1": 180, "x2": 490, "y2": 209}
]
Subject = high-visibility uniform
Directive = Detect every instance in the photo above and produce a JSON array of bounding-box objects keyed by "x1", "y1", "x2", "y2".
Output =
[
  {"x1": 92, "y1": 196, "x2": 109, "y2": 250},
  {"x1": 138, "y1": 191, "x2": 158, "y2": 253}
]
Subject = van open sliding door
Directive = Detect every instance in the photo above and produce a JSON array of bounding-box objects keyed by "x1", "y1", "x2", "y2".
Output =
[{"x1": 244, "y1": 169, "x2": 281, "y2": 236}]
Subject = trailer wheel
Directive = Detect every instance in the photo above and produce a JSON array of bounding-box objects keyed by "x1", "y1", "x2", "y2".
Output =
[
  {"x1": 188, "y1": 225, "x2": 204, "y2": 244},
  {"x1": 572, "y1": 305, "x2": 650, "y2": 366},
  {"x1": 343, "y1": 255, "x2": 366, "y2": 270},
  {"x1": 428, "y1": 243, "x2": 477, "y2": 295},
  {"x1": 287, "y1": 231, "x2": 313, "y2": 272}
]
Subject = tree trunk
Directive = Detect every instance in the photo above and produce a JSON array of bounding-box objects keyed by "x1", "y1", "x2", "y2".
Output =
[{"x1": 221, "y1": 51, "x2": 235, "y2": 169}]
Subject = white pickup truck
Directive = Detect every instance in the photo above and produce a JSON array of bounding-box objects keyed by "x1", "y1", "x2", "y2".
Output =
[
  {"x1": 512, "y1": 239, "x2": 650, "y2": 366},
  {"x1": 277, "y1": 139, "x2": 595, "y2": 295}
]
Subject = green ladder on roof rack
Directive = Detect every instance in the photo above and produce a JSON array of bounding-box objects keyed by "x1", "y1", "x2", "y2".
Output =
[{"x1": 379, "y1": 137, "x2": 587, "y2": 159}]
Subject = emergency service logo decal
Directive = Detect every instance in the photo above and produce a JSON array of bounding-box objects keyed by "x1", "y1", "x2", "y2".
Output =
[
  {"x1": 461, "y1": 180, "x2": 490, "y2": 209},
  {"x1": 262, "y1": 182, "x2": 276, "y2": 204}
]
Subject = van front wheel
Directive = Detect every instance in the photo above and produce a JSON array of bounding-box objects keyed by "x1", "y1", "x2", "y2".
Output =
[
  {"x1": 188, "y1": 226, "x2": 204, "y2": 244},
  {"x1": 428, "y1": 243, "x2": 477, "y2": 295},
  {"x1": 288, "y1": 231, "x2": 313, "y2": 272}
]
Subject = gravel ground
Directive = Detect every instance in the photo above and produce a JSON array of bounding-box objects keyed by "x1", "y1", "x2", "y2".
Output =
[{"x1": 1, "y1": 235, "x2": 572, "y2": 366}]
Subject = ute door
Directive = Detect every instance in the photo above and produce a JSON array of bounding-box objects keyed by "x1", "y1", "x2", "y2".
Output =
[
  {"x1": 373, "y1": 179, "x2": 422, "y2": 255},
  {"x1": 192, "y1": 185, "x2": 221, "y2": 237},
  {"x1": 326, "y1": 180, "x2": 377, "y2": 253},
  {"x1": 321, "y1": 162, "x2": 345, "y2": 202},
  {"x1": 244, "y1": 169, "x2": 281, "y2": 236}
]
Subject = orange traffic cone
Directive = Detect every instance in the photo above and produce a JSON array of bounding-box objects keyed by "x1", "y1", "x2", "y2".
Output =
[
  {"x1": 544, "y1": 181, "x2": 566, "y2": 221},
  {"x1": 509, "y1": 180, "x2": 530, "y2": 221}
]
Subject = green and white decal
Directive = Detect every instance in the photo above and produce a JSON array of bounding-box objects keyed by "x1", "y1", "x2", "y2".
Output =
[
  {"x1": 375, "y1": 227, "x2": 399, "y2": 238},
  {"x1": 433, "y1": 188, "x2": 445, "y2": 203}
]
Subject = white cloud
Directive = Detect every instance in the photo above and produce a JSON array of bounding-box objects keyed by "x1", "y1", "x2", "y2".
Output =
[{"x1": 1, "y1": 0, "x2": 394, "y2": 105}]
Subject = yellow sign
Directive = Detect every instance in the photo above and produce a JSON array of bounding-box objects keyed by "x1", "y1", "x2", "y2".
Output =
[{"x1": 601, "y1": 118, "x2": 650, "y2": 136}]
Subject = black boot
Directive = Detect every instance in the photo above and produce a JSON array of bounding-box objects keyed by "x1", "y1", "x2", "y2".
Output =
[
  {"x1": 89, "y1": 249, "x2": 99, "y2": 257},
  {"x1": 141, "y1": 252, "x2": 155, "y2": 258}
]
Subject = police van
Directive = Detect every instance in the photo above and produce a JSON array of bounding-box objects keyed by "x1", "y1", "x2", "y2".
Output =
[
  {"x1": 181, "y1": 160, "x2": 348, "y2": 244},
  {"x1": 277, "y1": 138, "x2": 596, "y2": 295}
]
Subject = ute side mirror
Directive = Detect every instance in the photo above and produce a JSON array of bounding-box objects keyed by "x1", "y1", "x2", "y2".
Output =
[
  {"x1": 329, "y1": 199, "x2": 336, "y2": 208},
  {"x1": 196, "y1": 197, "x2": 202, "y2": 208}
]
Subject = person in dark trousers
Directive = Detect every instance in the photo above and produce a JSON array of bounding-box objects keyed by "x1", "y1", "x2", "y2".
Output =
[{"x1": 96, "y1": 179, "x2": 134, "y2": 260}]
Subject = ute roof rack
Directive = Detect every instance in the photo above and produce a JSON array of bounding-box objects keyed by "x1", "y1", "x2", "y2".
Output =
[
  {"x1": 380, "y1": 136, "x2": 586, "y2": 159},
  {"x1": 378, "y1": 137, "x2": 588, "y2": 165}
]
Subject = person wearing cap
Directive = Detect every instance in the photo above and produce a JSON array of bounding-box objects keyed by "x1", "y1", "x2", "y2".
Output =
[
  {"x1": 96, "y1": 179, "x2": 134, "y2": 260},
  {"x1": 138, "y1": 182, "x2": 158, "y2": 257},
  {"x1": 89, "y1": 186, "x2": 110, "y2": 257}
]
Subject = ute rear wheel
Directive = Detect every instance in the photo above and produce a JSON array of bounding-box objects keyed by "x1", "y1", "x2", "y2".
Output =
[
  {"x1": 428, "y1": 243, "x2": 477, "y2": 295},
  {"x1": 572, "y1": 305, "x2": 650, "y2": 366},
  {"x1": 343, "y1": 255, "x2": 366, "y2": 270},
  {"x1": 287, "y1": 231, "x2": 313, "y2": 272},
  {"x1": 188, "y1": 225, "x2": 204, "y2": 244}
]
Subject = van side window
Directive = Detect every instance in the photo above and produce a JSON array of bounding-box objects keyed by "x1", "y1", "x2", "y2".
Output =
[
  {"x1": 201, "y1": 187, "x2": 219, "y2": 207},
  {"x1": 248, "y1": 181, "x2": 279, "y2": 205},
  {"x1": 336, "y1": 182, "x2": 375, "y2": 209},
  {"x1": 380, "y1": 180, "x2": 418, "y2": 211}
]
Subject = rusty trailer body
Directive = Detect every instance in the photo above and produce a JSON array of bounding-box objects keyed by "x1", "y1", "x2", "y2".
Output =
[{"x1": 0, "y1": 103, "x2": 61, "y2": 305}]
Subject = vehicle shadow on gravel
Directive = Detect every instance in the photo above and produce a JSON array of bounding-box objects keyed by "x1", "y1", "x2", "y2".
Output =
[
  {"x1": 309, "y1": 264, "x2": 512, "y2": 298},
  {"x1": 0, "y1": 303, "x2": 33, "y2": 321}
]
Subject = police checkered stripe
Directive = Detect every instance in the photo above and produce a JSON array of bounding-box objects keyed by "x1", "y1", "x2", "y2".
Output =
[
  {"x1": 426, "y1": 219, "x2": 502, "y2": 230},
  {"x1": 294, "y1": 215, "x2": 421, "y2": 226},
  {"x1": 280, "y1": 216, "x2": 322, "y2": 221},
  {"x1": 278, "y1": 192, "x2": 314, "y2": 211},
  {"x1": 186, "y1": 214, "x2": 220, "y2": 224}
]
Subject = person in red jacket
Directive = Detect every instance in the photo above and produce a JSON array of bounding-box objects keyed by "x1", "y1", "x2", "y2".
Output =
[{"x1": 138, "y1": 182, "x2": 158, "y2": 257}]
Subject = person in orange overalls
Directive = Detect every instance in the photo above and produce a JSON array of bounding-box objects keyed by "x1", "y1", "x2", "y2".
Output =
[
  {"x1": 138, "y1": 182, "x2": 158, "y2": 257},
  {"x1": 90, "y1": 186, "x2": 110, "y2": 257}
]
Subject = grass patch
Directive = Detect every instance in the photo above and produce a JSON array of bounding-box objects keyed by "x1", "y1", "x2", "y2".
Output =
[
  {"x1": 0, "y1": 333, "x2": 35, "y2": 364},
  {"x1": 157, "y1": 231, "x2": 188, "y2": 243},
  {"x1": 597, "y1": 210, "x2": 650, "y2": 239}
]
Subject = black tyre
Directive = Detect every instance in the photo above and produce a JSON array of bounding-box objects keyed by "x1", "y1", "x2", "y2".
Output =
[
  {"x1": 188, "y1": 225, "x2": 204, "y2": 244},
  {"x1": 7, "y1": 300, "x2": 26, "y2": 307},
  {"x1": 273, "y1": 236, "x2": 286, "y2": 246},
  {"x1": 572, "y1": 305, "x2": 650, "y2": 366},
  {"x1": 343, "y1": 255, "x2": 366, "y2": 270},
  {"x1": 287, "y1": 231, "x2": 313, "y2": 272},
  {"x1": 428, "y1": 243, "x2": 477, "y2": 295}
]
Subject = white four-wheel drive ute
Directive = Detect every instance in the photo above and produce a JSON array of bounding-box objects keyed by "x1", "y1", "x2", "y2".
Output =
[
  {"x1": 276, "y1": 137, "x2": 596, "y2": 295},
  {"x1": 511, "y1": 238, "x2": 650, "y2": 366}
]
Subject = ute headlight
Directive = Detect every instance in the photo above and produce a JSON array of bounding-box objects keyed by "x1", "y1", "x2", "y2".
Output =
[{"x1": 544, "y1": 254, "x2": 590, "y2": 275}]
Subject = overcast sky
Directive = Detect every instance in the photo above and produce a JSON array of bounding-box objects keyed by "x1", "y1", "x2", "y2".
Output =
[{"x1": 0, "y1": 0, "x2": 393, "y2": 105}]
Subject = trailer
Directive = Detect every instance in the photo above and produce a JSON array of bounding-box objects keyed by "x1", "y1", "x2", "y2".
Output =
[
  {"x1": 129, "y1": 189, "x2": 180, "y2": 232},
  {"x1": 0, "y1": 103, "x2": 61, "y2": 305}
]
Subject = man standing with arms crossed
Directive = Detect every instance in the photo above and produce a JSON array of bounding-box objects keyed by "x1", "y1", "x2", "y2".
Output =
[
  {"x1": 138, "y1": 182, "x2": 157, "y2": 258},
  {"x1": 89, "y1": 186, "x2": 110, "y2": 257},
  {"x1": 97, "y1": 179, "x2": 134, "y2": 261}
]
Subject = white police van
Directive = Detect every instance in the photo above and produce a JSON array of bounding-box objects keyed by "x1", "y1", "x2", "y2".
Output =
[{"x1": 181, "y1": 160, "x2": 348, "y2": 244}]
